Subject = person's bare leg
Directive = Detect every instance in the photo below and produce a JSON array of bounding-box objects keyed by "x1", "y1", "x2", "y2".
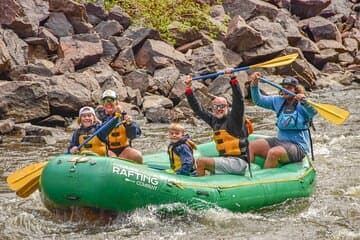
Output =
[
  {"x1": 118, "y1": 147, "x2": 143, "y2": 164},
  {"x1": 264, "y1": 146, "x2": 288, "y2": 168},
  {"x1": 196, "y1": 157, "x2": 215, "y2": 176},
  {"x1": 249, "y1": 139, "x2": 271, "y2": 163},
  {"x1": 108, "y1": 150, "x2": 117, "y2": 157}
]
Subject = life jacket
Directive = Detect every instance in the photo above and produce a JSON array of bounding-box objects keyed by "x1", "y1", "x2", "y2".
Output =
[
  {"x1": 276, "y1": 101, "x2": 310, "y2": 131},
  {"x1": 76, "y1": 127, "x2": 107, "y2": 156},
  {"x1": 213, "y1": 129, "x2": 247, "y2": 157},
  {"x1": 168, "y1": 138, "x2": 197, "y2": 172},
  {"x1": 108, "y1": 124, "x2": 130, "y2": 149}
]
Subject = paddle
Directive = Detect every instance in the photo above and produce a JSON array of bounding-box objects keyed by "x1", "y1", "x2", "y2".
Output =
[
  {"x1": 259, "y1": 77, "x2": 350, "y2": 125},
  {"x1": 192, "y1": 53, "x2": 299, "y2": 80},
  {"x1": 6, "y1": 161, "x2": 47, "y2": 192},
  {"x1": 6, "y1": 114, "x2": 120, "y2": 198}
]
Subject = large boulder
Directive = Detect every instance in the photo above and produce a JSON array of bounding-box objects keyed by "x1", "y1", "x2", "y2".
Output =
[
  {"x1": 0, "y1": 28, "x2": 28, "y2": 75},
  {"x1": 109, "y1": 6, "x2": 132, "y2": 29},
  {"x1": 224, "y1": 15, "x2": 264, "y2": 53},
  {"x1": 111, "y1": 47, "x2": 137, "y2": 75},
  {"x1": 188, "y1": 40, "x2": 243, "y2": 77},
  {"x1": 94, "y1": 20, "x2": 124, "y2": 39},
  {"x1": 300, "y1": 16, "x2": 342, "y2": 42},
  {"x1": 153, "y1": 66, "x2": 180, "y2": 97},
  {"x1": 123, "y1": 69, "x2": 155, "y2": 95},
  {"x1": 57, "y1": 34, "x2": 103, "y2": 71},
  {"x1": 47, "y1": 72, "x2": 101, "y2": 116},
  {"x1": 290, "y1": 0, "x2": 331, "y2": 19},
  {"x1": 0, "y1": 0, "x2": 49, "y2": 38},
  {"x1": 82, "y1": 61, "x2": 127, "y2": 102},
  {"x1": 0, "y1": 80, "x2": 49, "y2": 122},
  {"x1": 275, "y1": 10, "x2": 303, "y2": 45},
  {"x1": 135, "y1": 39, "x2": 192, "y2": 74},
  {"x1": 49, "y1": 0, "x2": 91, "y2": 34},
  {"x1": 241, "y1": 17, "x2": 289, "y2": 64},
  {"x1": 44, "y1": 12, "x2": 74, "y2": 38},
  {"x1": 223, "y1": 0, "x2": 279, "y2": 21}
]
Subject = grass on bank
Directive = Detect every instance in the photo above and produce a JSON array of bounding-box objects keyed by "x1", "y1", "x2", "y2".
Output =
[{"x1": 83, "y1": 0, "x2": 225, "y2": 45}]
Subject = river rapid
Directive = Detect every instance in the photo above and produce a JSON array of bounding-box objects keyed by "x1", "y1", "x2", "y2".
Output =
[{"x1": 0, "y1": 84, "x2": 359, "y2": 240}]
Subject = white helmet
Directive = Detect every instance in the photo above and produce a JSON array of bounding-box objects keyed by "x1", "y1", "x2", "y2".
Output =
[
  {"x1": 78, "y1": 106, "x2": 95, "y2": 117},
  {"x1": 102, "y1": 90, "x2": 117, "y2": 99}
]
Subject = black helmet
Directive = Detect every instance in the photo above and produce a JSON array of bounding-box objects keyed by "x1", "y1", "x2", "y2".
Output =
[{"x1": 280, "y1": 76, "x2": 298, "y2": 86}]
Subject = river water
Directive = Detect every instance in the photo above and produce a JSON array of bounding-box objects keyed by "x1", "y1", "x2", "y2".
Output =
[{"x1": 0, "y1": 84, "x2": 359, "y2": 240}]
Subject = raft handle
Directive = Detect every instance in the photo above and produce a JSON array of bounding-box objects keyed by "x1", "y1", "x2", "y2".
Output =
[
  {"x1": 66, "y1": 196, "x2": 80, "y2": 201},
  {"x1": 196, "y1": 191, "x2": 210, "y2": 196}
]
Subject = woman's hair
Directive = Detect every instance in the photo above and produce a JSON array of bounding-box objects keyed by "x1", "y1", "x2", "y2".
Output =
[{"x1": 295, "y1": 84, "x2": 306, "y2": 94}]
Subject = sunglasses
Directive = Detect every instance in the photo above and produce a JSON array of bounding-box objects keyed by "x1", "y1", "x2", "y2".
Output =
[
  {"x1": 212, "y1": 104, "x2": 227, "y2": 110},
  {"x1": 102, "y1": 98, "x2": 115, "y2": 103}
]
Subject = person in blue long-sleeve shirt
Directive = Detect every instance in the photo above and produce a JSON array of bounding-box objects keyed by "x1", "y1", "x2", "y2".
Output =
[
  {"x1": 249, "y1": 72, "x2": 317, "y2": 168},
  {"x1": 167, "y1": 123, "x2": 196, "y2": 176}
]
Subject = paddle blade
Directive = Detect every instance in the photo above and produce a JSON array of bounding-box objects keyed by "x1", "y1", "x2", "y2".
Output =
[
  {"x1": 16, "y1": 175, "x2": 41, "y2": 198},
  {"x1": 250, "y1": 53, "x2": 299, "y2": 69},
  {"x1": 307, "y1": 100, "x2": 350, "y2": 125},
  {"x1": 7, "y1": 162, "x2": 47, "y2": 191}
]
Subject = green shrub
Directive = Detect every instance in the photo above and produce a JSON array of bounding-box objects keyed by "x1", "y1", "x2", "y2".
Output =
[{"x1": 83, "y1": 0, "x2": 224, "y2": 45}]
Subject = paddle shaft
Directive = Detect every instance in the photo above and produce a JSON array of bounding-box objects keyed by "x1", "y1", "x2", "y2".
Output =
[
  {"x1": 259, "y1": 77, "x2": 296, "y2": 96},
  {"x1": 77, "y1": 114, "x2": 119, "y2": 150},
  {"x1": 192, "y1": 66, "x2": 249, "y2": 80},
  {"x1": 191, "y1": 53, "x2": 298, "y2": 81},
  {"x1": 259, "y1": 77, "x2": 345, "y2": 119}
]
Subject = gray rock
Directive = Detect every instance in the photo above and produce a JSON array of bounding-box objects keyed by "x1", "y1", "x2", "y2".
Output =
[{"x1": 44, "y1": 12, "x2": 74, "y2": 37}]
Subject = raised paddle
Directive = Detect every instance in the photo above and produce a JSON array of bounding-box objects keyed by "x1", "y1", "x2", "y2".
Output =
[
  {"x1": 6, "y1": 114, "x2": 120, "y2": 198},
  {"x1": 192, "y1": 53, "x2": 299, "y2": 80},
  {"x1": 259, "y1": 77, "x2": 350, "y2": 125}
]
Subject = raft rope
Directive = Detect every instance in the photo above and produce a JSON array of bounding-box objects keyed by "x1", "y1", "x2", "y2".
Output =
[{"x1": 169, "y1": 166, "x2": 315, "y2": 190}]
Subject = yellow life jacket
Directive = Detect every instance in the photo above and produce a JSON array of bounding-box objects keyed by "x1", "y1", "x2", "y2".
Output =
[
  {"x1": 108, "y1": 124, "x2": 130, "y2": 149},
  {"x1": 78, "y1": 133, "x2": 107, "y2": 156},
  {"x1": 213, "y1": 129, "x2": 247, "y2": 157},
  {"x1": 168, "y1": 139, "x2": 197, "y2": 172}
]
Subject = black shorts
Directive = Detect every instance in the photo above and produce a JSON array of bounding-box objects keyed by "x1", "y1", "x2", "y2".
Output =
[
  {"x1": 265, "y1": 137, "x2": 305, "y2": 163},
  {"x1": 110, "y1": 147, "x2": 127, "y2": 156}
]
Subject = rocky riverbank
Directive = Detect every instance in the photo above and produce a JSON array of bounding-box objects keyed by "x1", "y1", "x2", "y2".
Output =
[{"x1": 0, "y1": 0, "x2": 359, "y2": 144}]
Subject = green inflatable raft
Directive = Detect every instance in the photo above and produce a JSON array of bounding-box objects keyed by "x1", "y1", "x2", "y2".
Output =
[{"x1": 40, "y1": 134, "x2": 316, "y2": 213}]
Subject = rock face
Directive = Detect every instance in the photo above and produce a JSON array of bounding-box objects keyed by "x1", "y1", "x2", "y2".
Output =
[
  {"x1": 290, "y1": 0, "x2": 331, "y2": 19},
  {"x1": 0, "y1": 0, "x2": 358, "y2": 133}
]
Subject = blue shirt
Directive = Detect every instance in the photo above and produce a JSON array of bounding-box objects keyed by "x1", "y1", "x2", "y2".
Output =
[{"x1": 251, "y1": 84, "x2": 317, "y2": 153}]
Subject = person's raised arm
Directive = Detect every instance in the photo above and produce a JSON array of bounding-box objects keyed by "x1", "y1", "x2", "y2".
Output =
[
  {"x1": 250, "y1": 72, "x2": 275, "y2": 110},
  {"x1": 183, "y1": 75, "x2": 213, "y2": 125},
  {"x1": 225, "y1": 68, "x2": 245, "y2": 122}
]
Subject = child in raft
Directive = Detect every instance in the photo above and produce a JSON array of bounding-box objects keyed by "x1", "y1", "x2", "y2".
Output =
[{"x1": 167, "y1": 123, "x2": 197, "y2": 176}]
